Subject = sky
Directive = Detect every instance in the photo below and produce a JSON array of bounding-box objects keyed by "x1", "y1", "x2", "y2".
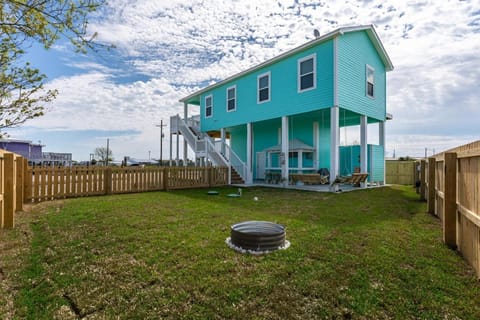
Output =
[{"x1": 6, "y1": 0, "x2": 480, "y2": 161}]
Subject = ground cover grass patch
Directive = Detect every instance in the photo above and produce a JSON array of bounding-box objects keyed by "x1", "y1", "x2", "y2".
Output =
[{"x1": 1, "y1": 185, "x2": 480, "y2": 319}]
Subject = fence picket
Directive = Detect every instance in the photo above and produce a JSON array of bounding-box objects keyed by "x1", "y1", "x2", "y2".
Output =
[{"x1": 26, "y1": 165, "x2": 226, "y2": 201}]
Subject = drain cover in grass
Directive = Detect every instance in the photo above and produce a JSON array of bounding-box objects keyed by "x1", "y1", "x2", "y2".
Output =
[
  {"x1": 207, "y1": 191, "x2": 219, "y2": 195},
  {"x1": 227, "y1": 193, "x2": 240, "y2": 197}
]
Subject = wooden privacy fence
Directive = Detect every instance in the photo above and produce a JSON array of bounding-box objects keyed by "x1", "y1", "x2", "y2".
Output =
[
  {"x1": 25, "y1": 166, "x2": 229, "y2": 203},
  {"x1": 1, "y1": 160, "x2": 228, "y2": 229},
  {"x1": 421, "y1": 140, "x2": 480, "y2": 277},
  {"x1": 385, "y1": 160, "x2": 417, "y2": 185},
  {"x1": 0, "y1": 150, "x2": 26, "y2": 229}
]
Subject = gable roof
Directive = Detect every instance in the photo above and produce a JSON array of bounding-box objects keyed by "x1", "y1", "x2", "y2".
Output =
[{"x1": 180, "y1": 24, "x2": 393, "y2": 104}]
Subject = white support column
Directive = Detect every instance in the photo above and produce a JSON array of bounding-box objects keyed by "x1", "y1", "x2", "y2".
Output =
[
  {"x1": 379, "y1": 121, "x2": 386, "y2": 185},
  {"x1": 360, "y1": 115, "x2": 368, "y2": 187},
  {"x1": 281, "y1": 116, "x2": 289, "y2": 186},
  {"x1": 379, "y1": 121, "x2": 385, "y2": 147},
  {"x1": 169, "y1": 132, "x2": 173, "y2": 166},
  {"x1": 176, "y1": 115, "x2": 180, "y2": 166},
  {"x1": 246, "y1": 122, "x2": 253, "y2": 184},
  {"x1": 205, "y1": 142, "x2": 209, "y2": 167},
  {"x1": 330, "y1": 106, "x2": 339, "y2": 184},
  {"x1": 298, "y1": 151, "x2": 303, "y2": 171},
  {"x1": 183, "y1": 102, "x2": 188, "y2": 166},
  {"x1": 330, "y1": 36, "x2": 340, "y2": 186},
  {"x1": 221, "y1": 128, "x2": 226, "y2": 156}
]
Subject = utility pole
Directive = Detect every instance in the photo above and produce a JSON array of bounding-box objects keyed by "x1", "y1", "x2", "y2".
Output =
[
  {"x1": 156, "y1": 120, "x2": 167, "y2": 166},
  {"x1": 106, "y1": 138, "x2": 110, "y2": 166}
]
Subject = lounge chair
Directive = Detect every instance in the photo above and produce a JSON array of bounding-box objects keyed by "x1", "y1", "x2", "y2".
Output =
[{"x1": 330, "y1": 172, "x2": 369, "y2": 190}]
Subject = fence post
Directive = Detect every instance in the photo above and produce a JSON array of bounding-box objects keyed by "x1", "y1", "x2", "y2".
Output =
[
  {"x1": 427, "y1": 157, "x2": 436, "y2": 214},
  {"x1": 104, "y1": 167, "x2": 112, "y2": 195},
  {"x1": 443, "y1": 152, "x2": 457, "y2": 249},
  {"x1": 16, "y1": 156, "x2": 24, "y2": 211},
  {"x1": 207, "y1": 167, "x2": 212, "y2": 187},
  {"x1": 162, "y1": 167, "x2": 168, "y2": 190},
  {"x1": 23, "y1": 158, "x2": 31, "y2": 204},
  {"x1": 413, "y1": 161, "x2": 418, "y2": 188},
  {"x1": 4, "y1": 153, "x2": 15, "y2": 229},
  {"x1": 420, "y1": 159, "x2": 426, "y2": 200}
]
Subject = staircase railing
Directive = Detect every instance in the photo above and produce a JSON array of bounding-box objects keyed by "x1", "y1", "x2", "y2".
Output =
[
  {"x1": 215, "y1": 141, "x2": 247, "y2": 182},
  {"x1": 171, "y1": 114, "x2": 248, "y2": 183},
  {"x1": 205, "y1": 138, "x2": 228, "y2": 167},
  {"x1": 173, "y1": 115, "x2": 205, "y2": 153}
]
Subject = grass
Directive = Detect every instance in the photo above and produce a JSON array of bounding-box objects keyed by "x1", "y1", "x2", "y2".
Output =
[{"x1": 1, "y1": 185, "x2": 480, "y2": 319}]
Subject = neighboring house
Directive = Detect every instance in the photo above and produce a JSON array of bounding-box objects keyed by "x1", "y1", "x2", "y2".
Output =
[
  {"x1": 170, "y1": 25, "x2": 393, "y2": 186},
  {"x1": 0, "y1": 139, "x2": 72, "y2": 166}
]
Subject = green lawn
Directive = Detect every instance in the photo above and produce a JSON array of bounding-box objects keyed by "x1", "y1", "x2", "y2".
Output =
[{"x1": 1, "y1": 185, "x2": 480, "y2": 319}]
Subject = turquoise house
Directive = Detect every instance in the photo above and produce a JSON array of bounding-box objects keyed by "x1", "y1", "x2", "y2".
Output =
[{"x1": 170, "y1": 25, "x2": 393, "y2": 187}]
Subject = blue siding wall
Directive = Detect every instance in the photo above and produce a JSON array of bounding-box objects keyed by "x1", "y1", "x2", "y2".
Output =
[
  {"x1": 337, "y1": 31, "x2": 386, "y2": 121},
  {"x1": 339, "y1": 144, "x2": 385, "y2": 183},
  {"x1": 318, "y1": 124, "x2": 330, "y2": 169},
  {"x1": 370, "y1": 144, "x2": 385, "y2": 182},
  {"x1": 230, "y1": 113, "x2": 332, "y2": 177},
  {"x1": 200, "y1": 41, "x2": 334, "y2": 132},
  {"x1": 252, "y1": 119, "x2": 281, "y2": 155},
  {"x1": 339, "y1": 146, "x2": 361, "y2": 176},
  {"x1": 230, "y1": 125, "x2": 247, "y2": 162}
]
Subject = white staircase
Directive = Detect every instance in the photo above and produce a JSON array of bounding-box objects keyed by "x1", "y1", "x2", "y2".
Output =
[{"x1": 170, "y1": 115, "x2": 247, "y2": 184}]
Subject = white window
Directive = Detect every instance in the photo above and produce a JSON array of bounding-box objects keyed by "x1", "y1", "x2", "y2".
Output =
[
  {"x1": 257, "y1": 72, "x2": 271, "y2": 103},
  {"x1": 205, "y1": 95, "x2": 213, "y2": 118},
  {"x1": 226, "y1": 86, "x2": 236, "y2": 112},
  {"x1": 298, "y1": 54, "x2": 316, "y2": 92},
  {"x1": 366, "y1": 65, "x2": 375, "y2": 98}
]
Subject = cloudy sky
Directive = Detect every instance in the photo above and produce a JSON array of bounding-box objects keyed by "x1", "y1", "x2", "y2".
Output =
[{"x1": 8, "y1": 0, "x2": 480, "y2": 161}]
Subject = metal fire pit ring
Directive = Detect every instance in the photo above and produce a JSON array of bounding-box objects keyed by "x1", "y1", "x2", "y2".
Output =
[{"x1": 226, "y1": 221, "x2": 289, "y2": 254}]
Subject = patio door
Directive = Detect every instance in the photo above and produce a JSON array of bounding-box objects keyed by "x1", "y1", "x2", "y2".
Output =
[{"x1": 256, "y1": 152, "x2": 266, "y2": 179}]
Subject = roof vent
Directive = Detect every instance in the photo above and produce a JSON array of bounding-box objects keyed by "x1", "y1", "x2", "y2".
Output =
[{"x1": 313, "y1": 29, "x2": 320, "y2": 38}]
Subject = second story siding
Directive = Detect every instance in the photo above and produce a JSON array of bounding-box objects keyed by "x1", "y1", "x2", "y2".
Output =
[
  {"x1": 200, "y1": 40, "x2": 335, "y2": 132},
  {"x1": 337, "y1": 31, "x2": 387, "y2": 121}
]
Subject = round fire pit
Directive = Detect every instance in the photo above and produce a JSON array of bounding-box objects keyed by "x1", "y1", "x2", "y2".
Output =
[{"x1": 226, "y1": 221, "x2": 290, "y2": 254}]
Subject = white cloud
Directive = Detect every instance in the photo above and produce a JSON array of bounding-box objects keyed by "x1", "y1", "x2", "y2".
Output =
[{"x1": 14, "y1": 0, "x2": 480, "y2": 160}]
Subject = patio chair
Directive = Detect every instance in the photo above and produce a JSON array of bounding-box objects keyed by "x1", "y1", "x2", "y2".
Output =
[{"x1": 317, "y1": 168, "x2": 330, "y2": 185}]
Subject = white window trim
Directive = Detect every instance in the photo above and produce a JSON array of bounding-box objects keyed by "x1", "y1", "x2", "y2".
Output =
[
  {"x1": 298, "y1": 53, "x2": 317, "y2": 93},
  {"x1": 205, "y1": 94, "x2": 213, "y2": 118},
  {"x1": 366, "y1": 64, "x2": 375, "y2": 99},
  {"x1": 226, "y1": 85, "x2": 237, "y2": 112},
  {"x1": 257, "y1": 71, "x2": 271, "y2": 104}
]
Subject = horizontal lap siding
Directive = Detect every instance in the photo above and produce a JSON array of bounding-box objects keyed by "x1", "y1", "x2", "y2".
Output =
[
  {"x1": 370, "y1": 145, "x2": 384, "y2": 183},
  {"x1": 337, "y1": 31, "x2": 386, "y2": 121},
  {"x1": 200, "y1": 41, "x2": 334, "y2": 132}
]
